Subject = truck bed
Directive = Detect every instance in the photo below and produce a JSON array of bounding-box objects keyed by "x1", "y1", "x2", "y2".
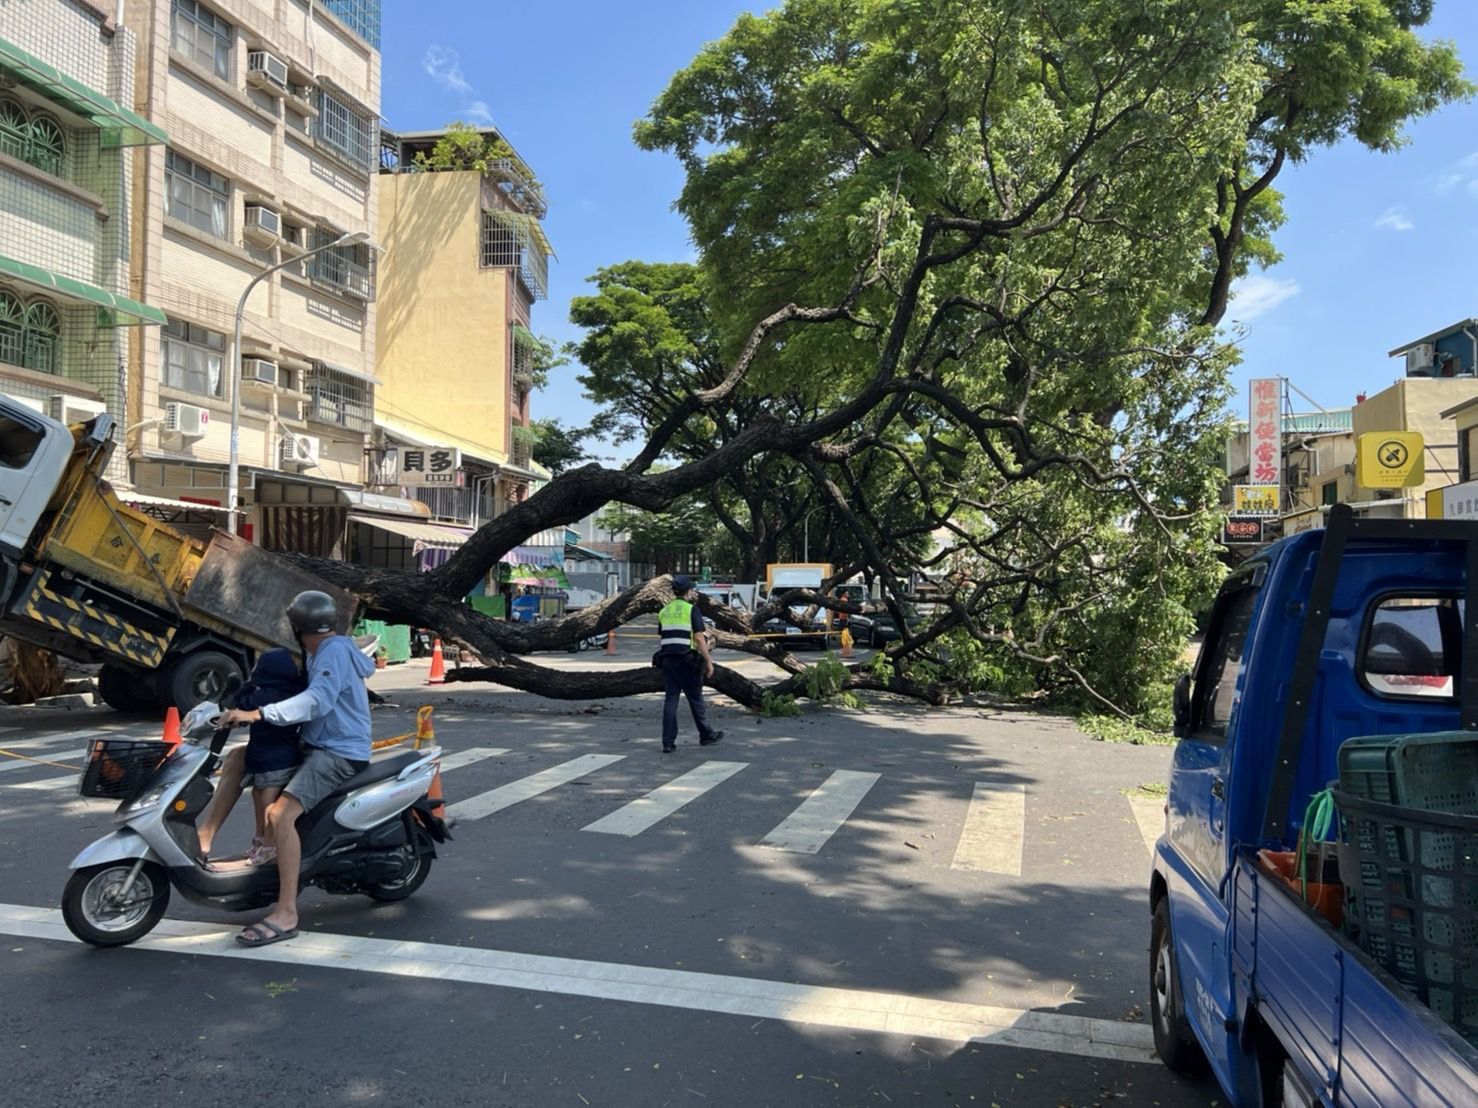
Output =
[{"x1": 1233, "y1": 852, "x2": 1478, "y2": 1105}]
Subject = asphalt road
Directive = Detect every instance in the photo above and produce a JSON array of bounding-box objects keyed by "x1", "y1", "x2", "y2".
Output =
[{"x1": 0, "y1": 662, "x2": 1220, "y2": 1107}]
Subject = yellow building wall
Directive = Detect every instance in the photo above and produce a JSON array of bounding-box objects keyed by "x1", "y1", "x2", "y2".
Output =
[
  {"x1": 1351, "y1": 378, "x2": 1478, "y2": 508},
  {"x1": 376, "y1": 171, "x2": 511, "y2": 461}
]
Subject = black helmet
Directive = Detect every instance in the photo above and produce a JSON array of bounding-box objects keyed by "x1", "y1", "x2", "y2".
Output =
[
  {"x1": 286, "y1": 590, "x2": 339, "y2": 636},
  {"x1": 672, "y1": 574, "x2": 694, "y2": 594}
]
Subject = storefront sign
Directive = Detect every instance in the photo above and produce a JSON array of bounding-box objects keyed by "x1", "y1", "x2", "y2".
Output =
[
  {"x1": 1222, "y1": 517, "x2": 1264, "y2": 545},
  {"x1": 387, "y1": 446, "x2": 463, "y2": 486},
  {"x1": 1356, "y1": 431, "x2": 1424, "y2": 489},
  {"x1": 1248, "y1": 377, "x2": 1281, "y2": 486},
  {"x1": 1283, "y1": 508, "x2": 1323, "y2": 535},
  {"x1": 1433, "y1": 479, "x2": 1478, "y2": 520},
  {"x1": 1232, "y1": 484, "x2": 1279, "y2": 517}
]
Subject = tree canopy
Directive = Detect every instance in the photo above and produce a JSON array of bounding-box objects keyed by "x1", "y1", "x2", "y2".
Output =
[{"x1": 300, "y1": 0, "x2": 1468, "y2": 716}]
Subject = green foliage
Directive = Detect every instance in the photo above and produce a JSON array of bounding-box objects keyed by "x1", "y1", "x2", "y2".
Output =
[
  {"x1": 529, "y1": 418, "x2": 596, "y2": 476},
  {"x1": 801, "y1": 653, "x2": 864, "y2": 709},
  {"x1": 1079, "y1": 713, "x2": 1176, "y2": 746},
  {"x1": 760, "y1": 690, "x2": 801, "y2": 717},
  {"x1": 412, "y1": 121, "x2": 541, "y2": 186}
]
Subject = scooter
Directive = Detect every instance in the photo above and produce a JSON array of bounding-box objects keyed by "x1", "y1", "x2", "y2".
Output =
[{"x1": 61, "y1": 679, "x2": 450, "y2": 947}]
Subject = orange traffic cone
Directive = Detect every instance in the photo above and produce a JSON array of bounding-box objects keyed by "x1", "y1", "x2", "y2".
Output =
[
  {"x1": 414, "y1": 705, "x2": 435, "y2": 749},
  {"x1": 840, "y1": 627, "x2": 855, "y2": 659},
  {"x1": 162, "y1": 706, "x2": 182, "y2": 746},
  {"x1": 604, "y1": 628, "x2": 616, "y2": 655},
  {"x1": 426, "y1": 639, "x2": 446, "y2": 685},
  {"x1": 426, "y1": 766, "x2": 446, "y2": 822}
]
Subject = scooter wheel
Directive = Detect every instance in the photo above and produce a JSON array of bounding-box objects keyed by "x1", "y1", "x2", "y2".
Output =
[
  {"x1": 62, "y1": 861, "x2": 170, "y2": 947},
  {"x1": 365, "y1": 825, "x2": 434, "y2": 902}
]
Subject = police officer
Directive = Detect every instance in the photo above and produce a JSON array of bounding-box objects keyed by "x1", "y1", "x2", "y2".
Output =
[{"x1": 656, "y1": 575, "x2": 724, "y2": 753}]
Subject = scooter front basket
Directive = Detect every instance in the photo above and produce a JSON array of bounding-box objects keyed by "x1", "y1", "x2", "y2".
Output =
[{"x1": 79, "y1": 738, "x2": 171, "y2": 801}]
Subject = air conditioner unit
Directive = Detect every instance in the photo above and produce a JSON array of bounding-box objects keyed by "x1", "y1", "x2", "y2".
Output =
[
  {"x1": 243, "y1": 204, "x2": 281, "y2": 246},
  {"x1": 280, "y1": 432, "x2": 320, "y2": 469},
  {"x1": 241, "y1": 357, "x2": 279, "y2": 387},
  {"x1": 246, "y1": 51, "x2": 289, "y2": 94},
  {"x1": 1406, "y1": 342, "x2": 1437, "y2": 374},
  {"x1": 45, "y1": 394, "x2": 108, "y2": 425},
  {"x1": 164, "y1": 402, "x2": 209, "y2": 438}
]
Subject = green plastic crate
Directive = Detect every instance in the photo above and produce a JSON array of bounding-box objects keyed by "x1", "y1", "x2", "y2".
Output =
[{"x1": 1338, "y1": 732, "x2": 1478, "y2": 812}]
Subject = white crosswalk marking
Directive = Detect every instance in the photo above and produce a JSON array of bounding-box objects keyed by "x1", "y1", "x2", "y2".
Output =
[
  {"x1": 0, "y1": 749, "x2": 85, "y2": 775},
  {"x1": 951, "y1": 782, "x2": 1026, "y2": 875},
  {"x1": 0, "y1": 726, "x2": 138, "y2": 753},
  {"x1": 403, "y1": 746, "x2": 507, "y2": 771},
  {"x1": 446, "y1": 753, "x2": 626, "y2": 823},
  {"x1": 583, "y1": 761, "x2": 747, "y2": 837},
  {"x1": 12, "y1": 772, "x2": 84, "y2": 792},
  {"x1": 1126, "y1": 794, "x2": 1165, "y2": 857},
  {"x1": 759, "y1": 769, "x2": 880, "y2": 854}
]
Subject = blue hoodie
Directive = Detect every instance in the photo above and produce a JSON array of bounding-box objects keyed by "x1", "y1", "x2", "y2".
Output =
[
  {"x1": 260, "y1": 635, "x2": 376, "y2": 761},
  {"x1": 238, "y1": 647, "x2": 307, "y2": 773}
]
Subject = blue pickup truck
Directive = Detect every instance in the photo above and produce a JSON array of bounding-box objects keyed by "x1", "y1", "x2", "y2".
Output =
[{"x1": 1152, "y1": 505, "x2": 1478, "y2": 1105}]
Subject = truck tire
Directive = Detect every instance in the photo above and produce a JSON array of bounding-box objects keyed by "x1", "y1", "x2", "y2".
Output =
[
  {"x1": 161, "y1": 649, "x2": 242, "y2": 711},
  {"x1": 1151, "y1": 899, "x2": 1205, "y2": 1072},
  {"x1": 96, "y1": 664, "x2": 158, "y2": 714}
]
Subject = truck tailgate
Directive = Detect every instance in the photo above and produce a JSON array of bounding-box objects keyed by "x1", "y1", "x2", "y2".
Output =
[
  {"x1": 182, "y1": 532, "x2": 356, "y2": 651},
  {"x1": 1237, "y1": 857, "x2": 1478, "y2": 1105}
]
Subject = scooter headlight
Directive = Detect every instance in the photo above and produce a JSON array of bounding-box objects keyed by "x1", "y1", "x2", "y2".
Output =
[{"x1": 122, "y1": 786, "x2": 169, "y2": 814}]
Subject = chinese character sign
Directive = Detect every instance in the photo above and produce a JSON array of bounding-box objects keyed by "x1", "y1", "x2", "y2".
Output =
[
  {"x1": 399, "y1": 446, "x2": 462, "y2": 486},
  {"x1": 1248, "y1": 377, "x2": 1281, "y2": 488},
  {"x1": 1233, "y1": 485, "x2": 1279, "y2": 517}
]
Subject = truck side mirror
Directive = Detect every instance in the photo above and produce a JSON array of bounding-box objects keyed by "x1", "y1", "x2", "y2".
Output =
[{"x1": 1172, "y1": 674, "x2": 1192, "y2": 738}]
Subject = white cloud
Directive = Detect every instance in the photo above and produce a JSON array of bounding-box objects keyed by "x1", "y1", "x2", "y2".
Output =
[
  {"x1": 1229, "y1": 274, "x2": 1300, "y2": 322},
  {"x1": 464, "y1": 100, "x2": 494, "y2": 126},
  {"x1": 423, "y1": 45, "x2": 472, "y2": 95},
  {"x1": 1375, "y1": 207, "x2": 1414, "y2": 232}
]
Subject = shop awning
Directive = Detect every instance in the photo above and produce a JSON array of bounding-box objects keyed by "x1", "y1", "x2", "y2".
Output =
[
  {"x1": 503, "y1": 544, "x2": 562, "y2": 566},
  {"x1": 0, "y1": 37, "x2": 168, "y2": 147},
  {"x1": 347, "y1": 513, "x2": 473, "y2": 550},
  {"x1": 509, "y1": 565, "x2": 571, "y2": 589},
  {"x1": 0, "y1": 254, "x2": 168, "y2": 326},
  {"x1": 566, "y1": 543, "x2": 612, "y2": 561},
  {"x1": 123, "y1": 493, "x2": 238, "y2": 515}
]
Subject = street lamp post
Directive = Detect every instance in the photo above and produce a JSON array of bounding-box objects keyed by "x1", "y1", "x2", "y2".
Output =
[
  {"x1": 226, "y1": 230, "x2": 374, "y2": 536},
  {"x1": 802, "y1": 505, "x2": 825, "y2": 563}
]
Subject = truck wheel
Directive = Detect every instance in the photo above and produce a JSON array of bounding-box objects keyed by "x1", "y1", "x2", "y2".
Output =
[
  {"x1": 161, "y1": 650, "x2": 242, "y2": 711},
  {"x1": 97, "y1": 665, "x2": 158, "y2": 714},
  {"x1": 1151, "y1": 899, "x2": 1205, "y2": 1072}
]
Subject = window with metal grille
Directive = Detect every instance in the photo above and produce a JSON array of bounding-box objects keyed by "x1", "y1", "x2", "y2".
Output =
[
  {"x1": 306, "y1": 363, "x2": 372, "y2": 432},
  {"x1": 171, "y1": 0, "x2": 233, "y2": 79},
  {"x1": 161, "y1": 318, "x2": 225, "y2": 397},
  {"x1": 166, "y1": 151, "x2": 229, "y2": 237},
  {"x1": 0, "y1": 290, "x2": 60, "y2": 374},
  {"x1": 481, "y1": 211, "x2": 549, "y2": 300},
  {"x1": 307, "y1": 229, "x2": 374, "y2": 298},
  {"x1": 314, "y1": 86, "x2": 376, "y2": 172},
  {"x1": 0, "y1": 98, "x2": 66, "y2": 176}
]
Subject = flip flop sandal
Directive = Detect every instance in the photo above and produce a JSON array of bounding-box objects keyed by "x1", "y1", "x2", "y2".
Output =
[{"x1": 235, "y1": 920, "x2": 299, "y2": 947}]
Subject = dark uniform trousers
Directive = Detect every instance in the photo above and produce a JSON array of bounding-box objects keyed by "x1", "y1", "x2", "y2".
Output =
[{"x1": 659, "y1": 650, "x2": 715, "y2": 746}]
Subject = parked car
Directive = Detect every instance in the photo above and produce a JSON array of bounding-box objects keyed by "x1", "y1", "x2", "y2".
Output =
[
  {"x1": 758, "y1": 610, "x2": 830, "y2": 650},
  {"x1": 848, "y1": 607, "x2": 920, "y2": 648}
]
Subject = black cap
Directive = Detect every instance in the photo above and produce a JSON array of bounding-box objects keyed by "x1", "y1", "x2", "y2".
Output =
[{"x1": 672, "y1": 575, "x2": 694, "y2": 593}]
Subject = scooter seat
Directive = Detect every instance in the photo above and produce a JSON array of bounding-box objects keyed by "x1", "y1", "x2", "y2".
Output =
[{"x1": 322, "y1": 751, "x2": 421, "y2": 803}]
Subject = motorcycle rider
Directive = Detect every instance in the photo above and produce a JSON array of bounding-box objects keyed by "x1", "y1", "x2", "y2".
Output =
[{"x1": 219, "y1": 590, "x2": 375, "y2": 947}]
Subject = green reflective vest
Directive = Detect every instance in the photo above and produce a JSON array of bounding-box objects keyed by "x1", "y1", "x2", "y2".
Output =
[{"x1": 658, "y1": 598, "x2": 695, "y2": 653}]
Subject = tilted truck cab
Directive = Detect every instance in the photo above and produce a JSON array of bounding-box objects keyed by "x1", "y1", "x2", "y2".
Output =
[
  {"x1": 0, "y1": 395, "x2": 351, "y2": 711},
  {"x1": 1152, "y1": 505, "x2": 1478, "y2": 1105}
]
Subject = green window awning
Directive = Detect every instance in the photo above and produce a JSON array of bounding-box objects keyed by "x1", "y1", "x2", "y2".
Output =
[
  {"x1": 0, "y1": 37, "x2": 168, "y2": 147},
  {"x1": 0, "y1": 254, "x2": 167, "y2": 326}
]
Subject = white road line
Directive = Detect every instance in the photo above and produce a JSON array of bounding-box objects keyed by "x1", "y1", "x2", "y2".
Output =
[
  {"x1": 1126, "y1": 794, "x2": 1166, "y2": 857},
  {"x1": 0, "y1": 726, "x2": 141, "y2": 753},
  {"x1": 0, "y1": 749, "x2": 85, "y2": 775},
  {"x1": 759, "y1": 769, "x2": 880, "y2": 854},
  {"x1": 583, "y1": 761, "x2": 747, "y2": 837},
  {"x1": 951, "y1": 782, "x2": 1026, "y2": 875},
  {"x1": 445, "y1": 753, "x2": 625, "y2": 823},
  {"x1": 10, "y1": 772, "x2": 82, "y2": 792},
  {"x1": 411, "y1": 747, "x2": 508, "y2": 772},
  {"x1": 0, "y1": 902, "x2": 1156, "y2": 1063}
]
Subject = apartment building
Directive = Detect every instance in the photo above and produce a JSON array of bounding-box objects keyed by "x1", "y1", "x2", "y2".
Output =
[
  {"x1": 370, "y1": 125, "x2": 559, "y2": 576},
  {"x1": 122, "y1": 0, "x2": 382, "y2": 553},
  {"x1": 0, "y1": 1, "x2": 166, "y2": 475}
]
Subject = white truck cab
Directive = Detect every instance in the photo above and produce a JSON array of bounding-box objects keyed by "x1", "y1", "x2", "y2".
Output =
[{"x1": 0, "y1": 395, "x2": 80, "y2": 560}]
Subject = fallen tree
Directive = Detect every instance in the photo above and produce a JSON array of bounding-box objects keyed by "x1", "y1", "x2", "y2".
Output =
[{"x1": 293, "y1": 0, "x2": 1465, "y2": 714}]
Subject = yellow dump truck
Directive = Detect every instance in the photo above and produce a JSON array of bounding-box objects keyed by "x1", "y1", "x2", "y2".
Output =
[{"x1": 0, "y1": 396, "x2": 350, "y2": 711}]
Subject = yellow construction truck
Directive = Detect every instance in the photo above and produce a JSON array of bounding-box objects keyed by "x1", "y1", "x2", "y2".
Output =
[{"x1": 0, "y1": 396, "x2": 349, "y2": 712}]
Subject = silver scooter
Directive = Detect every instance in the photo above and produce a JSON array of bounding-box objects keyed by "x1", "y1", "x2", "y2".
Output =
[{"x1": 61, "y1": 680, "x2": 450, "y2": 946}]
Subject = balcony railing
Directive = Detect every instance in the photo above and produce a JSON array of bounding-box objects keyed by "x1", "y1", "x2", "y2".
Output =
[
  {"x1": 308, "y1": 248, "x2": 373, "y2": 300},
  {"x1": 486, "y1": 158, "x2": 547, "y2": 218},
  {"x1": 480, "y1": 210, "x2": 549, "y2": 301}
]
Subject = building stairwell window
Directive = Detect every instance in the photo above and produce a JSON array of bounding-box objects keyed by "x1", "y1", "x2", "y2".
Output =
[
  {"x1": 0, "y1": 98, "x2": 67, "y2": 177},
  {"x1": 0, "y1": 289, "x2": 61, "y2": 374}
]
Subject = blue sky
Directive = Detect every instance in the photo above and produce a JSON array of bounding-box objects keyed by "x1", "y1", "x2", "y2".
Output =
[{"x1": 380, "y1": 2, "x2": 1478, "y2": 443}]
